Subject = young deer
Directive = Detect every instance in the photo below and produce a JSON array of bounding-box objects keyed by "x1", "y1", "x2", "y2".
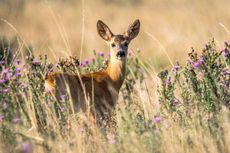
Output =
[{"x1": 45, "y1": 19, "x2": 140, "y2": 124}]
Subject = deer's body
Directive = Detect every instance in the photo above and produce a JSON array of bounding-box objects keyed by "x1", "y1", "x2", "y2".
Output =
[
  {"x1": 45, "y1": 59, "x2": 126, "y2": 117},
  {"x1": 45, "y1": 19, "x2": 140, "y2": 123}
]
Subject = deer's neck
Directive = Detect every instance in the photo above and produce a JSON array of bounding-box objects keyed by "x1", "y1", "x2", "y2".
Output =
[{"x1": 106, "y1": 57, "x2": 126, "y2": 91}]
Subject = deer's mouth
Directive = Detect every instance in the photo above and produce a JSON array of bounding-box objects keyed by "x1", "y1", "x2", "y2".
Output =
[{"x1": 116, "y1": 51, "x2": 126, "y2": 59}]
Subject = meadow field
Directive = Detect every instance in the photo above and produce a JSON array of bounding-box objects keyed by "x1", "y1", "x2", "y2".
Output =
[{"x1": 0, "y1": 0, "x2": 230, "y2": 153}]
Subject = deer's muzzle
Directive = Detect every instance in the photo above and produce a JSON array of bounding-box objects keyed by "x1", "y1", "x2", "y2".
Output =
[{"x1": 116, "y1": 51, "x2": 126, "y2": 59}]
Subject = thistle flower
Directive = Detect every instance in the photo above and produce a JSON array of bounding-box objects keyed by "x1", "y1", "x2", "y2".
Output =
[
  {"x1": 0, "y1": 60, "x2": 5, "y2": 64},
  {"x1": 15, "y1": 67, "x2": 22, "y2": 77},
  {"x1": 166, "y1": 76, "x2": 172, "y2": 85},
  {"x1": 172, "y1": 61, "x2": 180, "y2": 74},
  {"x1": 98, "y1": 52, "x2": 104, "y2": 57},
  {"x1": 221, "y1": 68, "x2": 229, "y2": 76},
  {"x1": 32, "y1": 59, "x2": 41, "y2": 66},
  {"x1": 60, "y1": 107, "x2": 66, "y2": 112},
  {"x1": 193, "y1": 62, "x2": 200, "y2": 69},
  {"x1": 223, "y1": 48, "x2": 230, "y2": 58},
  {"x1": 2, "y1": 88, "x2": 9, "y2": 94},
  {"x1": 172, "y1": 98, "x2": 180, "y2": 106},
  {"x1": 152, "y1": 116, "x2": 162, "y2": 123},
  {"x1": 81, "y1": 59, "x2": 90, "y2": 67},
  {"x1": 198, "y1": 57, "x2": 205, "y2": 66},
  {"x1": 13, "y1": 116, "x2": 20, "y2": 124},
  {"x1": 193, "y1": 57, "x2": 205, "y2": 69},
  {"x1": 15, "y1": 59, "x2": 20, "y2": 65},
  {"x1": 60, "y1": 94, "x2": 67, "y2": 101},
  {"x1": 0, "y1": 79, "x2": 5, "y2": 84},
  {"x1": 2, "y1": 68, "x2": 9, "y2": 74},
  {"x1": 6, "y1": 72, "x2": 13, "y2": 79},
  {"x1": 19, "y1": 142, "x2": 33, "y2": 153}
]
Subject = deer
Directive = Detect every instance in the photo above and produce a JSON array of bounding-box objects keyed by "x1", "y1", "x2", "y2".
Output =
[{"x1": 45, "y1": 19, "x2": 140, "y2": 126}]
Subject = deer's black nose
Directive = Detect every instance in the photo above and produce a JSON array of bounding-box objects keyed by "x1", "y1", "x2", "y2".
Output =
[{"x1": 116, "y1": 51, "x2": 126, "y2": 58}]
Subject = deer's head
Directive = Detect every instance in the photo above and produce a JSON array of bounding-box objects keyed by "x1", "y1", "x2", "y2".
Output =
[{"x1": 97, "y1": 19, "x2": 140, "y2": 61}]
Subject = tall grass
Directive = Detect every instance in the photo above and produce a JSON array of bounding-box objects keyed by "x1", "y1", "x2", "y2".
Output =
[
  {"x1": 0, "y1": 39, "x2": 229, "y2": 153},
  {"x1": 1, "y1": 0, "x2": 230, "y2": 65}
]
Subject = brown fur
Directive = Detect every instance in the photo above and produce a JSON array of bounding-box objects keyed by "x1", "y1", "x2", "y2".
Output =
[{"x1": 45, "y1": 19, "x2": 140, "y2": 124}]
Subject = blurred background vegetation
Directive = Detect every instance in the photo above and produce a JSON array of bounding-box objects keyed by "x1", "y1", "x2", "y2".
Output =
[{"x1": 0, "y1": 0, "x2": 230, "y2": 68}]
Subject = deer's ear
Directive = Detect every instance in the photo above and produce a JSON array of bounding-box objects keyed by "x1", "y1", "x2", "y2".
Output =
[
  {"x1": 125, "y1": 19, "x2": 140, "y2": 41},
  {"x1": 97, "y1": 20, "x2": 114, "y2": 41}
]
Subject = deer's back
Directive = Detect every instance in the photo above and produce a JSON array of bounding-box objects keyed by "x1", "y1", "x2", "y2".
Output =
[{"x1": 45, "y1": 71, "x2": 118, "y2": 116}]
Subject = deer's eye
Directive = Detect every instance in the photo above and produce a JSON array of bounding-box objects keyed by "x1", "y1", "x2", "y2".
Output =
[
  {"x1": 124, "y1": 42, "x2": 128, "y2": 47},
  {"x1": 111, "y1": 43, "x2": 116, "y2": 47}
]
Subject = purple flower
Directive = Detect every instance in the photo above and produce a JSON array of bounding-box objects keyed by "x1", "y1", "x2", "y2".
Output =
[
  {"x1": 0, "y1": 115, "x2": 4, "y2": 122},
  {"x1": 2, "y1": 68, "x2": 9, "y2": 74},
  {"x1": 0, "y1": 60, "x2": 5, "y2": 64},
  {"x1": 98, "y1": 52, "x2": 104, "y2": 57},
  {"x1": 172, "y1": 61, "x2": 180, "y2": 73},
  {"x1": 192, "y1": 57, "x2": 205, "y2": 69},
  {"x1": 198, "y1": 57, "x2": 205, "y2": 66},
  {"x1": 16, "y1": 67, "x2": 21, "y2": 73},
  {"x1": 60, "y1": 107, "x2": 66, "y2": 112},
  {"x1": 172, "y1": 98, "x2": 180, "y2": 106},
  {"x1": 32, "y1": 59, "x2": 41, "y2": 65},
  {"x1": 7, "y1": 72, "x2": 13, "y2": 79},
  {"x1": 0, "y1": 79, "x2": 5, "y2": 84},
  {"x1": 166, "y1": 76, "x2": 172, "y2": 85},
  {"x1": 193, "y1": 62, "x2": 200, "y2": 69},
  {"x1": 13, "y1": 116, "x2": 21, "y2": 124},
  {"x1": 60, "y1": 94, "x2": 67, "y2": 101},
  {"x1": 15, "y1": 72, "x2": 21, "y2": 77},
  {"x1": 15, "y1": 59, "x2": 21, "y2": 65},
  {"x1": 2, "y1": 88, "x2": 9, "y2": 94},
  {"x1": 153, "y1": 116, "x2": 162, "y2": 123},
  {"x1": 83, "y1": 59, "x2": 89, "y2": 65},
  {"x1": 20, "y1": 142, "x2": 33, "y2": 153},
  {"x1": 81, "y1": 59, "x2": 90, "y2": 67},
  {"x1": 223, "y1": 49, "x2": 230, "y2": 58},
  {"x1": 221, "y1": 68, "x2": 229, "y2": 76}
]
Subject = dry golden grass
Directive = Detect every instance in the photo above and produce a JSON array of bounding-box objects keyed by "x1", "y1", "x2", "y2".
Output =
[
  {"x1": 0, "y1": 1, "x2": 230, "y2": 153},
  {"x1": 1, "y1": 0, "x2": 230, "y2": 67}
]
